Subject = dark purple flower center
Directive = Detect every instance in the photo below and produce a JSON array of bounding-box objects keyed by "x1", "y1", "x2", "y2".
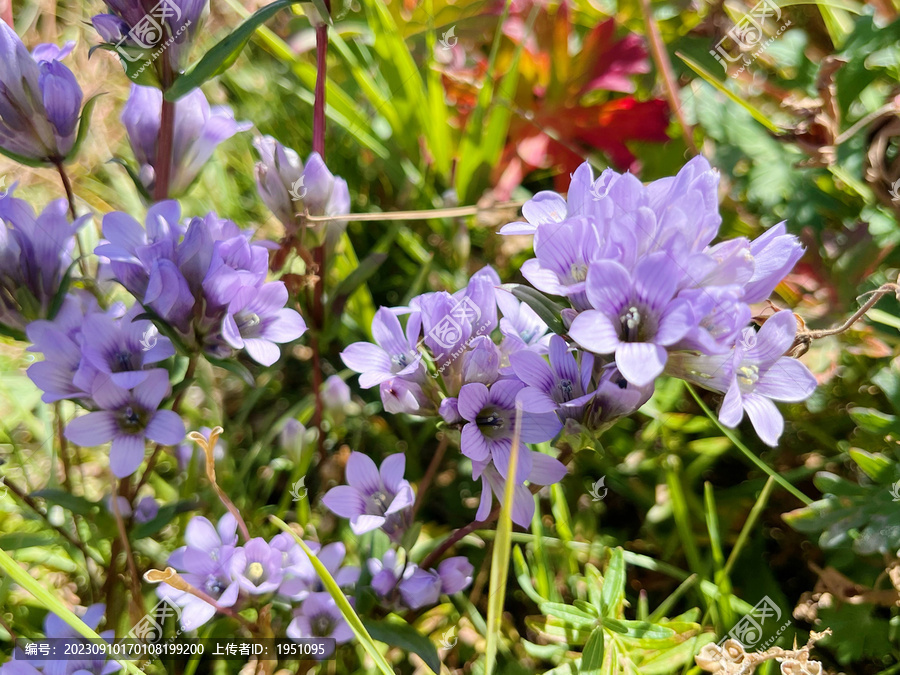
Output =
[
  {"x1": 553, "y1": 378, "x2": 575, "y2": 403},
  {"x1": 113, "y1": 350, "x2": 136, "y2": 372},
  {"x1": 117, "y1": 404, "x2": 148, "y2": 433},
  {"x1": 236, "y1": 312, "x2": 262, "y2": 336},
  {"x1": 568, "y1": 263, "x2": 589, "y2": 284},
  {"x1": 311, "y1": 613, "x2": 335, "y2": 637},
  {"x1": 366, "y1": 489, "x2": 392, "y2": 516},
  {"x1": 205, "y1": 575, "x2": 225, "y2": 596},
  {"x1": 391, "y1": 353, "x2": 412, "y2": 371},
  {"x1": 476, "y1": 406, "x2": 508, "y2": 439}
]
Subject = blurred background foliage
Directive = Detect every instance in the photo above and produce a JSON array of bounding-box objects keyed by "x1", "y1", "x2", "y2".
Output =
[{"x1": 2, "y1": 0, "x2": 900, "y2": 673}]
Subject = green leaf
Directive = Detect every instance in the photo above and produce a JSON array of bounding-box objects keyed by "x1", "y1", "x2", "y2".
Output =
[
  {"x1": 269, "y1": 516, "x2": 394, "y2": 675},
  {"x1": 132, "y1": 502, "x2": 195, "y2": 539},
  {"x1": 332, "y1": 252, "x2": 389, "y2": 314},
  {"x1": 66, "y1": 93, "x2": 104, "y2": 163},
  {"x1": 166, "y1": 0, "x2": 305, "y2": 101},
  {"x1": 599, "y1": 548, "x2": 626, "y2": 617},
  {"x1": 363, "y1": 616, "x2": 440, "y2": 674},
  {"x1": 540, "y1": 602, "x2": 599, "y2": 629},
  {"x1": 204, "y1": 353, "x2": 256, "y2": 387},
  {"x1": 0, "y1": 533, "x2": 58, "y2": 550},
  {"x1": 107, "y1": 158, "x2": 153, "y2": 203},
  {"x1": 500, "y1": 284, "x2": 566, "y2": 336},
  {"x1": 849, "y1": 449, "x2": 894, "y2": 483},
  {"x1": 580, "y1": 627, "x2": 605, "y2": 675},
  {"x1": 47, "y1": 257, "x2": 81, "y2": 321},
  {"x1": 848, "y1": 407, "x2": 898, "y2": 434},
  {"x1": 525, "y1": 616, "x2": 594, "y2": 645},
  {"x1": 89, "y1": 43, "x2": 161, "y2": 87},
  {"x1": 0, "y1": 145, "x2": 50, "y2": 168},
  {"x1": 601, "y1": 617, "x2": 677, "y2": 641},
  {"x1": 31, "y1": 489, "x2": 98, "y2": 517}
]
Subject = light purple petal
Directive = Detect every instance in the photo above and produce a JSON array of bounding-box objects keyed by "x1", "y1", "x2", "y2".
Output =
[
  {"x1": 145, "y1": 410, "x2": 186, "y2": 445},
  {"x1": 585, "y1": 260, "x2": 631, "y2": 313},
  {"x1": 569, "y1": 311, "x2": 620, "y2": 354},
  {"x1": 109, "y1": 434, "x2": 147, "y2": 477},
  {"x1": 346, "y1": 452, "x2": 381, "y2": 494},
  {"x1": 65, "y1": 412, "x2": 117, "y2": 446},
  {"x1": 509, "y1": 349, "x2": 554, "y2": 391},
  {"x1": 718, "y1": 379, "x2": 744, "y2": 428},
  {"x1": 489, "y1": 378, "x2": 525, "y2": 410},
  {"x1": 379, "y1": 454, "x2": 406, "y2": 494},
  {"x1": 340, "y1": 343, "x2": 392, "y2": 387},
  {"x1": 460, "y1": 423, "x2": 491, "y2": 461},
  {"x1": 615, "y1": 342, "x2": 667, "y2": 387},
  {"x1": 743, "y1": 393, "x2": 784, "y2": 446},
  {"x1": 744, "y1": 310, "x2": 796, "y2": 366},
  {"x1": 756, "y1": 358, "x2": 817, "y2": 402},
  {"x1": 243, "y1": 338, "x2": 281, "y2": 366},
  {"x1": 528, "y1": 452, "x2": 568, "y2": 485},
  {"x1": 458, "y1": 382, "x2": 490, "y2": 421},
  {"x1": 350, "y1": 514, "x2": 386, "y2": 535},
  {"x1": 322, "y1": 486, "x2": 366, "y2": 518}
]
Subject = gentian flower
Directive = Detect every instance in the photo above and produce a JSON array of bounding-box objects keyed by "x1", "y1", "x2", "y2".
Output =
[
  {"x1": 121, "y1": 85, "x2": 250, "y2": 197},
  {"x1": 436, "y1": 556, "x2": 474, "y2": 594},
  {"x1": 230, "y1": 538, "x2": 284, "y2": 595},
  {"x1": 25, "y1": 293, "x2": 101, "y2": 403},
  {"x1": 743, "y1": 222, "x2": 805, "y2": 304},
  {"x1": 158, "y1": 513, "x2": 240, "y2": 630},
  {"x1": 474, "y1": 451, "x2": 567, "y2": 527},
  {"x1": 322, "y1": 452, "x2": 415, "y2": 537},
  {"x1": 0, "y1": 22, "x2": 83, "y2": 163},
  {"x1": 367, "y1": 549, "x2": 404, "y2": 597},
  {"x1": 510, "y1": 334, "x2": 595, "y2": 424},
  {"x1": 496, "y1": 287, "x2": 549, "y2": 352},
  {"x1": 457, "y1": 380, "x2": 560, "y2": 483},
  {"x1": 380, "y1": 377, "x2": 433, "y2": 415},
  {"x1": 221, "y1": 281, "x2": 307, "y2": 367},
  {"x1": 133, "y1": 496, "x2": 160, "y2": 523},
  {"x1": 254, "y1": 137, "x2": 351, "y2": 241},
  {"x1": 665, "y1": 310, "x2": 816, "y2": 446},
  {"x1": 64, "y1": 370, "x2": 186, "y2": 477},
  {"x1": 568, "y1": 252, "x2": 695, "y2": 387},
  {"x1": 0, "y1": 189, "x2": 89, "y2": 332},
  {"x1": 398, "y1": 567, "x2": 442, "y2": 609},
  {"x1": 341, "y1": 308, "x2": 423, "y2": 388},
  {"x1": 75, "y1": 306, "x2": 174, "y2": 390},
  {"x1": 287, "y1": 594, "x2": 352, "y2": 644},
  {"x1": 321, "y1": 374, "x2": 351, "y2": 411}
]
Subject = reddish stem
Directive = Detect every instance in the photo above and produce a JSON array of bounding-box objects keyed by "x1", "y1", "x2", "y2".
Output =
[
  {"x1": 312, "y1": 3, "x2": 330, "y2": 158},
  {"x1": 153, "y1": 97, "x2": 176, "y2": 201}
]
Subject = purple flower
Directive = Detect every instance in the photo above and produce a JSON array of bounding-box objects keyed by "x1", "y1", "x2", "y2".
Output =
[
  {"x1": 583, "y1": 365, "x2": 654, "y2": 432},
  {"x1": 254, "y1": 138, "x2": 351, "y2": 239},
  {"x1": 133, "y1": 496, "x2": 159, "y2": 523},
  {"x1": 0, "y1": 22, "x2": 82, "y2": 162},
  {"x1": 398, "y1": 567, "x2": 442, "y2": 609},
  {"x1": 0, "y1": 189, "x2": 89, "y2": 331},
  {"x1": 121, "y1": 85, "x2": 250, "y2": 197},
  {"x1": 568, "y1": 252, "x2": 696, "y2": 387},
  {"x1": 474, "y1": 451, "x2": 567, "y2": 527},
  {"x1": 341, "y1": 308, "x2": 423, "y2": 388},
  {"x1": 64, "y1": 370, "x2": 186, "y2": 477},
  {"x1": 321, "y1": 375, "x2": 351, "y2": 411},
  {"x1": 221, "y1": 281, "x2": 307, "y2": 366},
  {"x1": 496, "y1": 287, "x2": 549, "y2": 352},
  {"x1": 158, "y1": 513, "x2": 240, "y2": 631},
  {"x1": 666, "y1": 310, "x2": 816, "y2": 446},
  {"x1": 26, "y1": 293, "x2": 101, "y2": 403},
  {"x1": 743, "y1": 222, "x2": 804, "y2": 304},
  {"x1": 437, "y1": 556, "x2": 473, "y2": 594},
  {"x1": 287, "y1": 594, "x2": 353, "y2": 644},
  {"x1": 75, "y1": 306, "x2": 174, "y2": 390},
  {"x1": 380, "y1": 377, "x2": 432, "y2": 415},
  {"x1": 461, "y1": 335, "x2": 501, "y2": 385},
  {"x1": 322, "y1": 452, "x2": 415, "y2": 537},
  {"x1": 457, "y1": 380, "x2": 560, "y2": 483},
  {"x1": 367, "y1": 549, "x2": 404, "y2": 597},
  {"x1": 230, "y1": 538, "x2": 284, "y2": 595},
  {"x1": 510, "y1": 335, "x2": 595, "y2": 424},
  {"x1": 499, "y1": 163, "x2": 598, "y2": 235}
]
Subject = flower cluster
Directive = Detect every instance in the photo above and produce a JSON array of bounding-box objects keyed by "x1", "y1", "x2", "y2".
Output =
[
  {"x1": 95, "y1": 201, "x2": 307, "y2": 366},
  {"x1": 367, "y1": 549, "x2": 473, "y2": 610},
  {"x1": 0, "y1": 188, "x2": 89, "y2": 333},
  {"x1": 26, "y1": 295, "x2": 185, "y2": 477},
  {"x1": 340, "y1": 158, "x2": 816, "y2": 527},
  {"x1": 0, "y1": 21, "x2": 83, "y2": 164},
  {"x1": 0, "y1": 604, "x2": 119, "y2": 675}
]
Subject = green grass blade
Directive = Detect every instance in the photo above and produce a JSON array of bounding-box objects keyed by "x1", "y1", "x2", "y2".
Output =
[
  {"x1": 676, "y1": 52, "x2": 780, "y2": 134},
  {"x1": 0, "y1": 548, "x2": 144, "y2": 675},
  {"x1": 685, "y1": 384, "x2": 812, "y2": 505},
  {"x1": 484, "y1": 402, "x2": 524, "y2": 675},
  {"x1": 269, "y1": 516, "x2": 395, "y2": 675}
]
